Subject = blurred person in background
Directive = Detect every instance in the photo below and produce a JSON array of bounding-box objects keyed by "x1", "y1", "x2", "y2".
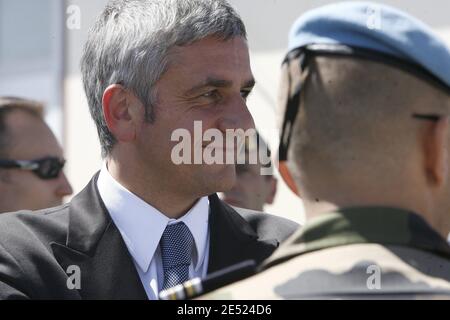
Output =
[
  {"x1": 0, "y1": 97, "x2": 73, "y2": 213},
  {"x1": 222, "y1": 132, "x2": 277, "y2": 211}
]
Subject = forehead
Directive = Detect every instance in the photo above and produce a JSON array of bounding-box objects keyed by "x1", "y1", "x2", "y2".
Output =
[
  {"x1": 167, "y1": 36, "x2": 252, "y2": 83},
  {"x1": 4, "y1": 110, "x2": 62, "y2": 159}
]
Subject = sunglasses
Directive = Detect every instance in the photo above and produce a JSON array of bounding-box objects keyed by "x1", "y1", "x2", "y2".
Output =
[{"x1": 0, "y1": 156, "x2": 66, "y2": 180}]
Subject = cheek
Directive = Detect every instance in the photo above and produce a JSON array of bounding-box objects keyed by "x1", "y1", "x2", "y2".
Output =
[
  {"x1": 184, "y1": 108, "x2": 221, "y2": 131},
  {"x1": 26, "y1": 179, "x2": 56, "y2": 197},
  {"x1": 237, "y1": 176, "x2": 255, "y2": 191},
  {"x1": 139, "y1": 123, "x2": 174, "y2": 158},
  {"x1": 163, "y1": 105, "x2": 222, "y2": 138},
  {"x1": 9, "y1": 176, "x2": 54, "y2": 202},
  {"x1": 9, "y1": 172, "x2": 37, "y2": 188}
]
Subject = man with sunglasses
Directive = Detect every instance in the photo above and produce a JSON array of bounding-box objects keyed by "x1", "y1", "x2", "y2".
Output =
[
  {"x1": 199, "y1": 2, "x2": 450, "y2": 299},
  {"x1": 0, "y1": 97, "x2": 73, "y2": 213}
]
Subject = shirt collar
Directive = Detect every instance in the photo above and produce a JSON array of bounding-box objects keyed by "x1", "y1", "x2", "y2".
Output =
[{"x1": 97, "y1": 163, "x2": 209, "y2": 273}]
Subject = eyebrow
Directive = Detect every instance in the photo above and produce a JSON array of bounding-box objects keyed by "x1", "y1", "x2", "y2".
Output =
[{"x1": 185, "y1": 77, "x2": 256, "y2": 96}]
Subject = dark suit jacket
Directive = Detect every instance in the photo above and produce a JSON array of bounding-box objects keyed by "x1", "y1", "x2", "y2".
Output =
[{"x1": 0, "y1": 174, "x2": 297, "y2": 299}]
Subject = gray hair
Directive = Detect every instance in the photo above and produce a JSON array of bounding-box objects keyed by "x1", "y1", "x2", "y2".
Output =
[{"x1": 81, "y1": 0, "x2": 247, "y2": 157}]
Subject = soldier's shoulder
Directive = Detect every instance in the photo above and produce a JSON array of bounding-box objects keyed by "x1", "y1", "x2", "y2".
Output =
[{"x1": 201, "y1": 243, "x2": 450, "y2": 299}]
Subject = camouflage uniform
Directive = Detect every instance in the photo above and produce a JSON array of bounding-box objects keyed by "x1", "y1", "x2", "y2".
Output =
[{"x1": 201, "y1": 207, "x2": 450, "y2": 299}]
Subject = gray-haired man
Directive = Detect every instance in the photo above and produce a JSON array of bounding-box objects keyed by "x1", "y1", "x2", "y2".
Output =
[{"x1": 0, "y1": 0, "x2": 297, "y2": 299}]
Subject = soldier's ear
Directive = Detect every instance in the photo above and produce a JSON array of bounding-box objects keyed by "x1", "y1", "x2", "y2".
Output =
[{"x1": 423, "y1": 116, "x2": 449, "y2": 187}]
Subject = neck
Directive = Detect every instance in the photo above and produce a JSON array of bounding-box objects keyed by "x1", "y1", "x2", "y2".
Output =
[
  {"x1": 303, "y1": 192, "x2": 450, "y2": 238},
  {"x1": 304, "y1": 185, "x2": 429, "y2": 226},
  {"x1": 300, "y1": 162, "x2": 449, "y2": 237},
  {"x1": 106, "y1": 158, "x2": 199, "y2": 219}
]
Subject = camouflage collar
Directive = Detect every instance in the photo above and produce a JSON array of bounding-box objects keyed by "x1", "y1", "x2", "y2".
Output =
[{"x1": 263, "y1": 207, "x2": 450, "y2": 270}]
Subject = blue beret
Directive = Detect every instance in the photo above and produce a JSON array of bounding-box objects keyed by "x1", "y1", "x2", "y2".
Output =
[{"x1": 288, "y1": 1, "x2": 450, "y2": 89}]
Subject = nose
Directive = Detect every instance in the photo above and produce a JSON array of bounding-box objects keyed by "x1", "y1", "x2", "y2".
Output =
[
  {"x1": 55, "y1": 172, "x2": 74, "y2": 198},
  {"x1": 217, "y1": 95, "x2": 255, "y2": 132}
]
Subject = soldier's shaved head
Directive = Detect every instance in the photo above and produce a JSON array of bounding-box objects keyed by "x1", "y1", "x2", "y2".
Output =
[{"x1": 288, "y1": 56, "x2": 450, "y2": 233}]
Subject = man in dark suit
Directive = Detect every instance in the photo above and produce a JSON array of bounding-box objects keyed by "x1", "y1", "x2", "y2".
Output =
[{"x1": 0, "y1": 0, "x2": 297, "y2": 299}]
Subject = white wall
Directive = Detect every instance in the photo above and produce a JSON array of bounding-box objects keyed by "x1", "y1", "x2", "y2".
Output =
[
  {"x1": 64, "y1": 0, "x2": 106, "y2": 197},
  {"x1": 0, "y1": 0, "x2": 64, "y2": 142}
]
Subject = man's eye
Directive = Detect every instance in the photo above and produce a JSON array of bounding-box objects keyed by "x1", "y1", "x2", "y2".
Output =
[
  {"x1": 240, "y1": 89, "x2": 252, "y2": 100},
  {"x1": 201, "y1": 90, "x2": 220, "y2": 100}
]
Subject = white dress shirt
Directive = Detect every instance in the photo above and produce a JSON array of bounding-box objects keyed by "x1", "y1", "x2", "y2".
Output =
[{"x1": 97, "y1": 164, "x2": 210, "y2": 300}]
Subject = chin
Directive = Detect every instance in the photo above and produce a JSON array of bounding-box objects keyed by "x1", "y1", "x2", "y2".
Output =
[{"x1": 202, "y1": 164, "x2": 236, "y2": 193}]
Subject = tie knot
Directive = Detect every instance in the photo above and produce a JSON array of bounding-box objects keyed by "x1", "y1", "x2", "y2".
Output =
[{"x1": 160, "y1": 222, "x2": 195, "y2": 269}]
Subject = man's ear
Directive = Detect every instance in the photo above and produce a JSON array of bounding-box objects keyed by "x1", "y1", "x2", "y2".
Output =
[
  {"x1": 424, "y1": 117, "x2": 449, "y2": 186},
  {"x1": 102, "y1": 84, "x2": 144, "y2": 143}
]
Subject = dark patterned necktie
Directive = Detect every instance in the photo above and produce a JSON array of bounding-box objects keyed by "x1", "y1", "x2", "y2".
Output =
[{"x1": 160, "y1": 222, "x2": 195, "y2": 290}]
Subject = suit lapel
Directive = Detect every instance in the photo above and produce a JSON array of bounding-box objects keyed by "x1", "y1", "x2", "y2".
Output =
[
  {"x1": 207, "y1": 194, "x2": 279, "y2": 273},
  {"x1": 51, "y1": 173, "x2": 147, "y2": 299},
  {"x1": 50, "y1": 176, "x2": 277, "y2": 298}
]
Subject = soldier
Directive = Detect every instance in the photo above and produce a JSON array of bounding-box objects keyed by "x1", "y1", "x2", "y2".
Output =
[{"x1": 199, "y1": 2, "x2": 450, "y2": 299}]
